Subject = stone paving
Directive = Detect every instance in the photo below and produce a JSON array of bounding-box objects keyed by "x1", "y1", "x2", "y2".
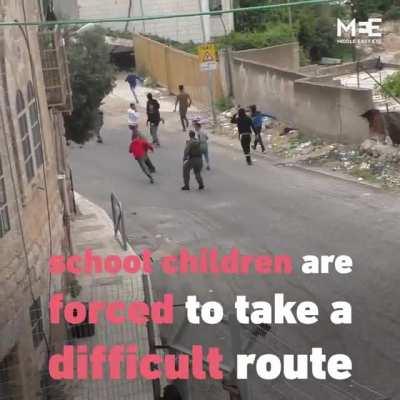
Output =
[{"x1": 68, "y1": 193, "x2": 157, "y2": 400}]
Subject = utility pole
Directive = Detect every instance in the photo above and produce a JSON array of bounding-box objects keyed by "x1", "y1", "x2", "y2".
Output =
[
  {"x1": 350, "y1": 0, "x2": 357, "y2": 62},
  {"x1": 197, "y1": 0, "x2": 217, "y2": 126},
  {"x1": 139, "y1": 0, "x2": 146, "y2": 33},
  {"x1": 287, "y1": 0, "x2": 293, "y2": 30}
]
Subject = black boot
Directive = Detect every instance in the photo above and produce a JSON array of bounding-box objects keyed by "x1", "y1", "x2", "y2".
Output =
[{"x1": 246, "y1": 156, "x2": 252, "y2": 165}]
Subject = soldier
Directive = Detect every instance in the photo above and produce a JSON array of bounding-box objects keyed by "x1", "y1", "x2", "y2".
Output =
[
  {"x1": 182, "y1": 130, "x2": 204, "y2": 191},
  {"x1": 193, "y1": 120, "x2": 210, "y2": 170}
]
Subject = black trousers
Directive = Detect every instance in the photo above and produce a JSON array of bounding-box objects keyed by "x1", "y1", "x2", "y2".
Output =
[
  {"x1": 253, "y1": 126, "x2": 265, "y2": 151},
  {"x1": 137, "y1": 156, "x2": 155, "y2": 181},
  {"x1": 180, "y1": 109, "x2": 189, "y2": 131},
  {"x1": 240, "y1": 134, "x2": 252, "y2": 164},
  {"x1": 144, "y1": 157, "x2": 155, "y2": 173},
  {"x1": 183, "y1": 157, "x2": 204, "y2": 187}
]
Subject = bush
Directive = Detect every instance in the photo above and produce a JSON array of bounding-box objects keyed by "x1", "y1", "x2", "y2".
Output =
[
  {"x1": 381, "y1": 71, "x2": 400, "y2": 98},
  {"x1": 144, "y1": 34, "x2": 198, "y2": 54},
  {"x1": 385, "y1": 6, "x2": 400, "y2": 20},
  {"x1": 216, "y1": 23, "x2": 295, "y2": 51}
]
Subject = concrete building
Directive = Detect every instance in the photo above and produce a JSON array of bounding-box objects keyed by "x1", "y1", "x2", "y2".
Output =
[
  {"x1": 0, "y1": 0, "x2": 73, "y2": 398},
  {"x1": 53, "y1": 0, "x2": 235, "y2": 43}
]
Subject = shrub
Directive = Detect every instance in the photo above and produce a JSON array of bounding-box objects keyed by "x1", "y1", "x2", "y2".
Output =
[
  {"x1": 216, "y1": 23, "x2": 295, "y2": 51},
  {"x1": 385, "y1": 6, "x2": 400, "y2": 20},
  {"x1": 381, "y1": 71, "x2": 400, "y2": 98},
  {"x1": 144, "y1": 34, "x2": 198, "y2": 54}
]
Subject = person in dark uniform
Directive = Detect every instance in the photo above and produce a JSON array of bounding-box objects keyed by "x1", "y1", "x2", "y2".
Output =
[
  {"x1": 231, "y1": 107, "x2": 256, "y2": 165},
  {"x1": 182, "y1": 130, "x2": 204, "y2": 191}
]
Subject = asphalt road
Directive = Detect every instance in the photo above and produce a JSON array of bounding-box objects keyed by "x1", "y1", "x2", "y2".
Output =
[{"x1": 69, "y1": 87, "x2": 400, "y2": 400}]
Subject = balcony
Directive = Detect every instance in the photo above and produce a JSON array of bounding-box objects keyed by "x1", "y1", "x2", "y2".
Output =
[{"x1": 39, "y1": 28, "x2": 72, "y2": 113}]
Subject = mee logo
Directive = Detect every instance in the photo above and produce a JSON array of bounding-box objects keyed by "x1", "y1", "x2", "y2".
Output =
[{"x1": 337, "y1": 18, "x2": 383, "y2": 44}]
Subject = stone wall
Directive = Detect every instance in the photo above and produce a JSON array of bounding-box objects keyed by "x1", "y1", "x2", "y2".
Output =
[
  {"x1": 233, "y1": 42, "x2": 300, "y2": 71},
  {"x1": 134, "y1": 34, "x2": 223, "y2": 105},
  {"x1": 0, "y1": 1, "x2": 69, "y2": 398},
  {"x1": 226, "y1": 43, "x2": 374, "y2": 144}
]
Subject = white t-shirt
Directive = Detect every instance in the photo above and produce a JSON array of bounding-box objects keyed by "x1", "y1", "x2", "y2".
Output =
[{"x1": 128, "y1": 109, "x2": 139, "y2": 126}]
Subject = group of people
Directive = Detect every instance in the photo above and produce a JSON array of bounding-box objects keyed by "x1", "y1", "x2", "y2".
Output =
[
  {"x1": 231, "y1": 105, "x2": 266, "y2": 166},
  {"x1": 126, "y1": 77, "x2": 209, "y2": 190},
  {"x1": 125, "y1": 72, "x2": 267, "y2": 189}
]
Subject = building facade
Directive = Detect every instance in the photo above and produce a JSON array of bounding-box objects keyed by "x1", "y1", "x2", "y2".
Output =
[
  {"x1": 54, "y1": 0, "x2": 235, "y2": 43},
  {"x1": 0, "y1": 0, "x2": 72, "y2": 398}
]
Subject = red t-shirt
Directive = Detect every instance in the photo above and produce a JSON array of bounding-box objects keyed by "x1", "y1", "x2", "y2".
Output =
[{"x1": 129, "y1": 137, "x2": 153, "y2": 159}]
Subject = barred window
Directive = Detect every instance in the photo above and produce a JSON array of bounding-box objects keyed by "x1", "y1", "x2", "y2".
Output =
[
  {"x1": 27, "y1": 82, "x2": 44, "y2": 168},
  {"x1": 0, "y1": 155, "x2": 10, "y2": 238},
  {"x1": 29, "y1": 297, "x2": 44, "y2": 349},
  {"x1": 16, "y1": 90, "x2": 34, "y2": 182},
  {"x1": 210, "y1": 0, "x2": 222, "y2": 11}
]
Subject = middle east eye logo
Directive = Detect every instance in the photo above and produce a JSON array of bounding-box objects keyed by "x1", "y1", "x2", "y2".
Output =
[{"x1": 336, "y1": 18, "x2": 383, "y2": 45}]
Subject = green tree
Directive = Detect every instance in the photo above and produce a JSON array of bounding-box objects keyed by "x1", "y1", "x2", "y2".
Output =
[
  {"x1": 298, "y1": 13, "x2": 337, "y2": 62},
  {"x1": 64, "y1": 27, "x2": 116, "y2": 144},
  {"x1": 352, "y1": 0, "x2": 398, "y2": 20}
]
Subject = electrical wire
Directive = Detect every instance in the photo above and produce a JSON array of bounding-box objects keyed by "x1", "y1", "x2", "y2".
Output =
[{"x1": 0, "y1": 0, "x2": 334, "y2": 27}]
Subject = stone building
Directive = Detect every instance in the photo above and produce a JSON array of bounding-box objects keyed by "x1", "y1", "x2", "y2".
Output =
[
  {"x1": 53, "y1": 0, "x2": 235, "y2": 43},
  {"x1": 0, "y1": 0, "x2": 72, "y2": 398}
]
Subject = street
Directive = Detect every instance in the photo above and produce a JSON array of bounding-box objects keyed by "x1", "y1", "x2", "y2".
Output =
[{"x1": 69, "y1": 80, "x2": 400, "y2": 400}]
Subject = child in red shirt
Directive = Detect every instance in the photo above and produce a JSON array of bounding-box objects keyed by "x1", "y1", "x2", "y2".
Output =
[{"x1": 129, "y1": 132, "x2": 156, "y2": 184}]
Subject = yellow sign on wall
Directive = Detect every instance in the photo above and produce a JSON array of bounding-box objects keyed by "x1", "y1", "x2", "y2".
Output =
[{"x1": 198, "y1": 43, "x2": 217, "y2": 71}]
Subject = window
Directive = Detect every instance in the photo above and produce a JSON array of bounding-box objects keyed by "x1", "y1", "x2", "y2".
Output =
[
  {"x1": 27, "y1": 82, "x2": 44, "y2": 168},
  {"x1": 29, "y1": 297, "x2": 44, "y2": 349},
  {"x1": 209, "y1": 0, "x2": 223, "y2": 12},
  {"x1": 0, "y1": 155, "x2": 10, "y2": 238},
  {"x1": 16, "y1": 90, "x2": 34, "y2": 182}
]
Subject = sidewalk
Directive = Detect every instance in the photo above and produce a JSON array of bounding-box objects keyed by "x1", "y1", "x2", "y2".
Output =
[{"x1": 68, "y1": 193, "x2": 159, "y2": 400}]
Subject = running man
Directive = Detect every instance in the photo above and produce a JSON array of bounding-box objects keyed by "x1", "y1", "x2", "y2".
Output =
[
  {"x1": 125, "y1": 72, "x2": 142, "y2": 104},
  {"x1": 174, "y1": 85, "x2": 192, "y2": 132},
  {"x1": 129, "y1": 132, "x2": 156, "y2": 184}
]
